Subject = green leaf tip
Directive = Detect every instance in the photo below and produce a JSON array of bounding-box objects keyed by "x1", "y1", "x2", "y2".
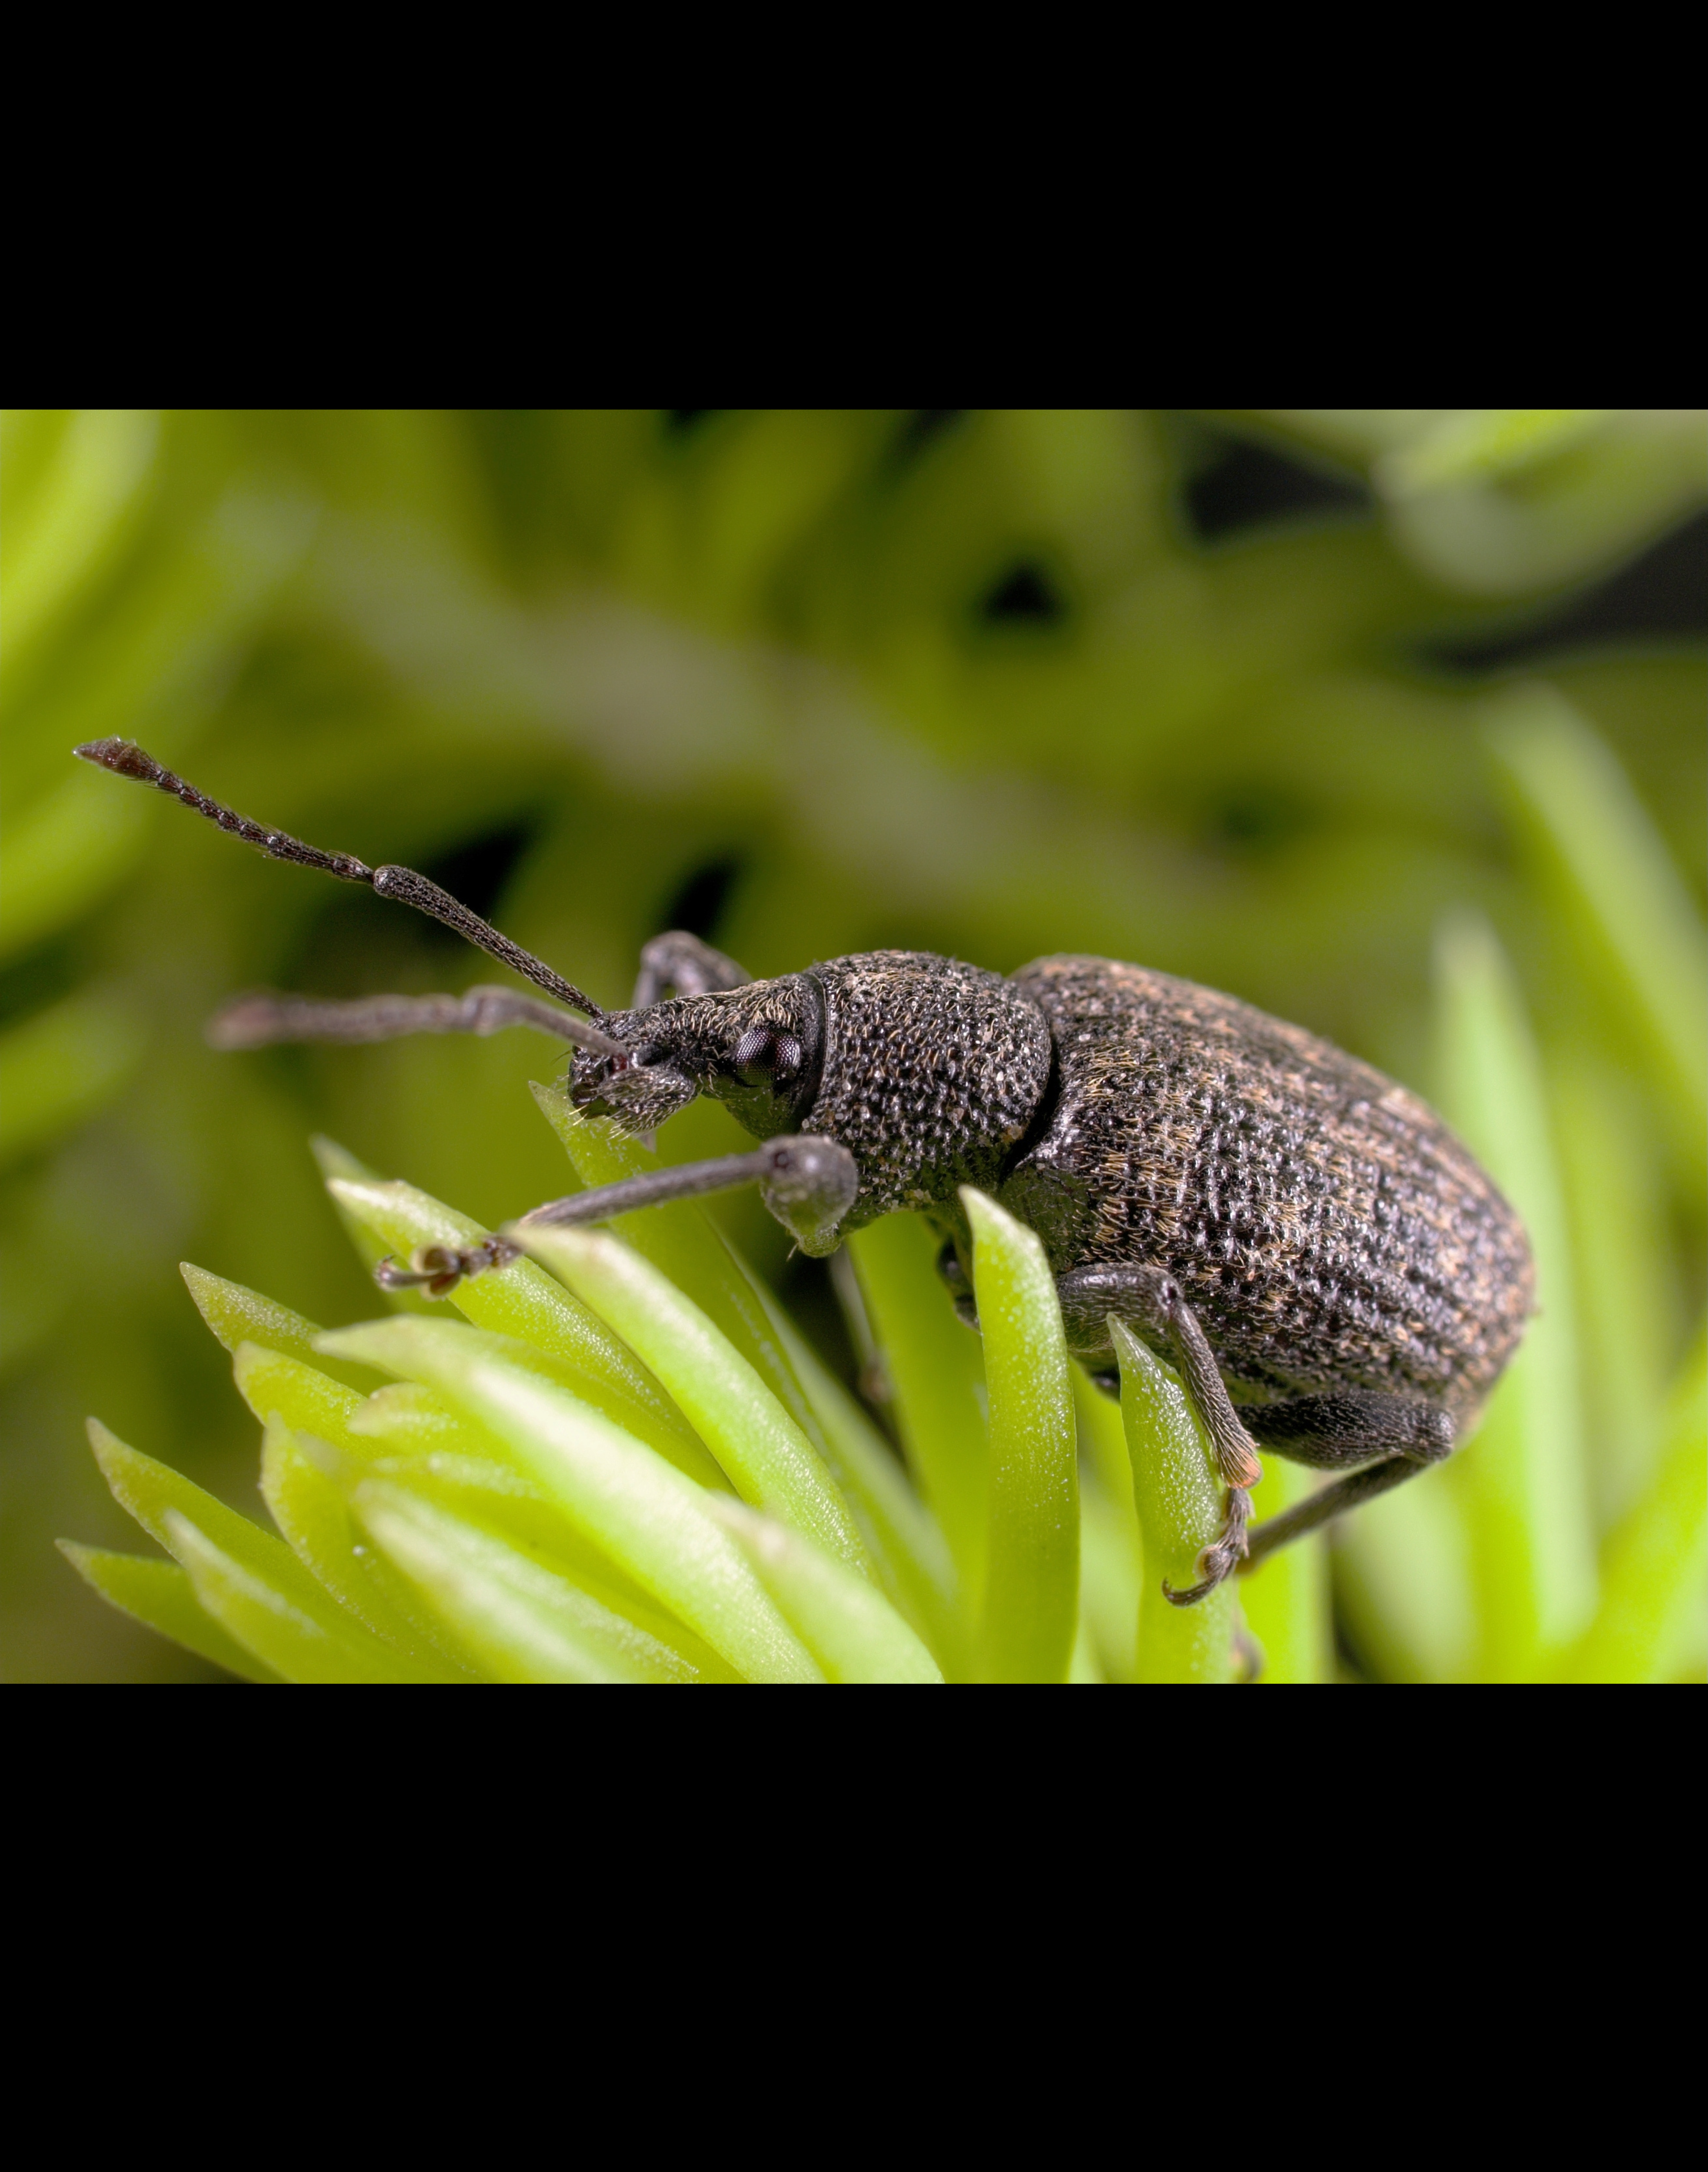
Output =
[
  {"x1": 57, "y1": 1541, "x2": 279, "y2": 1681},
  {"x1": 961, "y1": 1187, "x2": 1077, "y2": 1684},
  {"x1": 180, "y1": 1263, "x2": 378, "y2": 1391},
  {"x1": 702, "y1": 1495, "x2": 942, "y2": 1684},
  {"x1": 520, "y1": 1223, "x2": 870, "y2": 1572},
  {"x1": 1110, "y1": 1320, "x2": 1237, "y2": 1684},
  {"x1": 317, "y1": 1315, "x2": 826, "y2": 1683}
]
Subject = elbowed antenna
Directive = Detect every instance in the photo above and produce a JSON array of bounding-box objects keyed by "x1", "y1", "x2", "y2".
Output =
[{"x1": 74, "y1": 738, "x2": 620, "y2": 1044}]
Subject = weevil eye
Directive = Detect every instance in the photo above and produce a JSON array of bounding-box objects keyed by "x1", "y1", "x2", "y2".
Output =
[
  {"x1": 628, "y1": 1041, "x2": 669, "y2": 1068},
  {"x1": 733, "y1": 1025, "x2": 803, "y2": 1089}
]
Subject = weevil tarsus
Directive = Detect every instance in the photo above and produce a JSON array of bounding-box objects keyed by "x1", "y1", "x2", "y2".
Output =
[
  {"x1": 1166, "y1": 1485, "x2": 1254, "y2": 1607},
  {"x1": 1056, "y1": 1259, "x2": 1265, "y2": 1599}
]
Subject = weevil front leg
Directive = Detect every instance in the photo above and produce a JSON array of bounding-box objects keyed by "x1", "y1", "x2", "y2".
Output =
[
  {"x1": 1055, "y1": 1262, "x2": 1264, "y2": 1606},
  {"x1": 376, "y1": 1136, "x2": 860, "y2": 1296}
]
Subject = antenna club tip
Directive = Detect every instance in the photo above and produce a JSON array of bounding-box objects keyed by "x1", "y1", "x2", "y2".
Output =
[{"x1": 75, "y1": 737, "x2": 156, "y2": 780}]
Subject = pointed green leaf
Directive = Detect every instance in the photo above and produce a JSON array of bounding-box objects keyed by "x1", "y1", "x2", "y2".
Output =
[
  {"x1": 232, "y1": 1343, "x2": 370, "y2": 1455},
  {"x1": 341, "y1": 1449, "x2": 742, "y2": 1679},
  {"x1": 701, "y1": 1496, "x2": 942, "y2": 1684},
  {"x1": 180, "y1": 1262, "x2": 377, "y2": 1391},
  {"x1": 756, "y1": 1292, "x2": 957, "y2": 1661},
  {"x1": 846, "y1": 1212, "x2": 988, "y2": 1610},
  {"x1": 1078, "y1": 1479, "x2": 1139, "y2": 1684},
  {"x1": 163, "y1": 1511, "x2": 435, "y2": 1685},
  {"x1": 1112, "y1": 1321, "x2": 1234, "y2": 1684},
  {"x1": 259, "y1": 1418, "x2": 482, "y2": 1674},
  {"x1": 317, "y1": 1318, "x2": 824, "y2": 1683},
  {"x1": 532, "y1": 1086, "x2": 837, "y2": 1464},
  {"x1": 1074, "y1": 1374, "x2": 1142, "y2": 1682},
  {"x1": 86, "y1": 1418, "x2": 454, "y2": 1683},
  {"x1": 58, "y1": 1542, "x2": 279, "y2": 1682},
  {"x1": 962, "y1": 1188, "x2": 1077, "y2": 1685},
  {"x1": 323, "y1": 1171, "x2": 722, "y2": 1484},
  {"x1": 521, "y1": 1225, "x2": 869, "y2": 1570},
  {"x1": 354, "y1": 1482, "x2": 709, "y2": 1684},
  {"x1": 312, "y1": 1136, "x2": 437, "y2": 1313},
  {"x1": 346, "y1": 1381, "x2": 480, "y2": 1453}
]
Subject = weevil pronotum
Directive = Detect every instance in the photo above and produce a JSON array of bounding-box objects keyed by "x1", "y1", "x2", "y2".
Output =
[{"x1": 77, "y1": 738, "x2": 1534, "y2": 1605}]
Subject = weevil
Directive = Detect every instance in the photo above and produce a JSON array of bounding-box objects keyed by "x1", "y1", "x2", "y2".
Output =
[{"x1": 77, "y1": 738, "x2": 1534, "y2": 1604}]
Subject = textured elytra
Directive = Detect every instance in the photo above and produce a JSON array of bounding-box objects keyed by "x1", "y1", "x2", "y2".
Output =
[{"x1": 1001, "y1": 957, "x2": 1533, "y2": 1415}]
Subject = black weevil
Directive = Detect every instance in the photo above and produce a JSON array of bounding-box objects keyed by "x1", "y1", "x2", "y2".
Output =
[{"x1": 77, "y1": 739, "x2": 1534, "y2": 1606}]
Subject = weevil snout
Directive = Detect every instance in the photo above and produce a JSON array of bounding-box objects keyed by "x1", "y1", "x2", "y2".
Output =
[{"x1": 569, "y1": 1033, "x2": 699, "y2": 1135}]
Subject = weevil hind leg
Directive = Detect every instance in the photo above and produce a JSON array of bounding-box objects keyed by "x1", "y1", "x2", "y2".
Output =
[
  {"x1": 1055, "y1": 1262, "x2": 1264, "y2": 1491},
  {"x1": 1245, "y1": 1389, "x2": 1454, "y2": 1470},
  {"x1": 1239, "y1": 1452, "x2": 1438, "y2": 1574},
  {"x1": 1232, "y1": 1391, "x2": 1456, "y2": 1574}
]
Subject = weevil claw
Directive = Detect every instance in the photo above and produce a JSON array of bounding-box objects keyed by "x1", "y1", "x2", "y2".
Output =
[{"x1": 1161, "y1": 1486, "x2": 1253, "y2": 1607}]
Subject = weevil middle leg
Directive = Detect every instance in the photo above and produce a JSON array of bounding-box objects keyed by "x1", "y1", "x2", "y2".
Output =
[
  {"x1": 1055, "y1": 1259, "x2": 1460, "y2": 1600},
  {"x1": 1055, "y1": 1261, "x2": 1265, "y2": 1605}
]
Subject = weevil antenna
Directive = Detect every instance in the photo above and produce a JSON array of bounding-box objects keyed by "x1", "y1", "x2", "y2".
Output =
[{"x1": 75, "y1": 738, "x2": 617, "y2": 1040}]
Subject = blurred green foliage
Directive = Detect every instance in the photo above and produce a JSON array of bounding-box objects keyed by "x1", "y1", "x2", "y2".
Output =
[{"x1": 3, "y1": 407, "x2": 1703, "y2": 1682}]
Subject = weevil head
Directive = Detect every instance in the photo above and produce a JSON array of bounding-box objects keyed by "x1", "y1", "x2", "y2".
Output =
[
  {"x1": 568, "y1": 973, "x2": 825, "y2": 1143},
  {"x1": 569, "y1": 952, "x2": 1054, "y2": 1235}
]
